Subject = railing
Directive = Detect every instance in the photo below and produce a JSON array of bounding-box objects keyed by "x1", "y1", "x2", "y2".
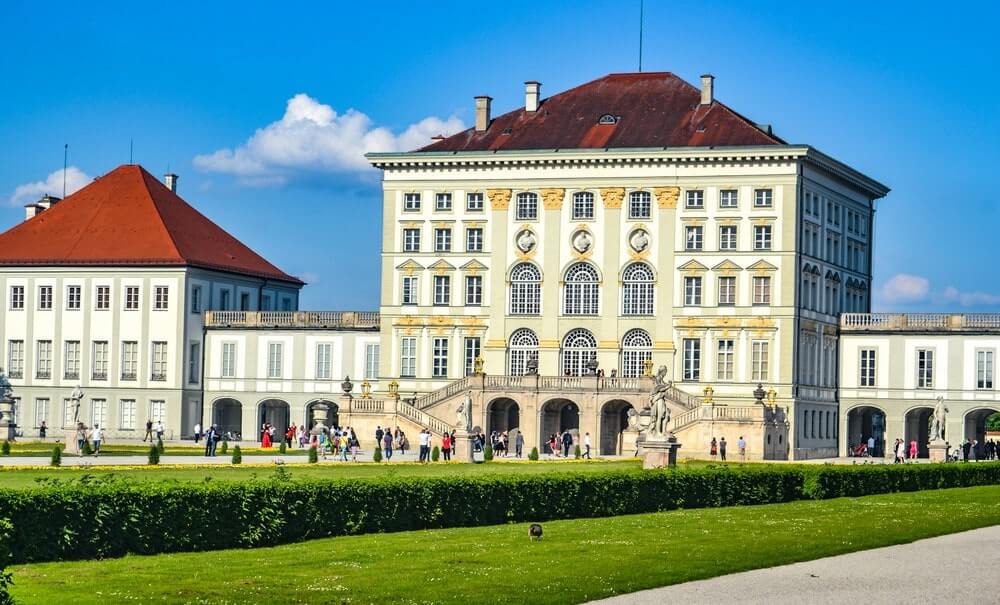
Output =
[
  {"x1": 64, "y1": 372, "x2": 79, "y2": 380},
  {"x1": 485, "y1": 375, "x2": 523, "y2": 389},
  {"x1": 841, "y1": 313, "x2": 1000, "y2": 331},
  {"x1": 670, "y1": 405, "x2": 760, "y2": 432},
  {"x1": 91, "y1": 372, "x2": 106, "y2": 381},
  {"x1": 599, "y1": 376, "x2": 645, "y2": 392},
  {"x1": 396, "y1": 400, "x2": 452, "y2": 436},
  {"x1": 351, "y1": 398, "x2": 386, "y2": 413},
  {"x1": 665, "y1": 383, "x2": 702, "y2": 409},
  {"x1": 7, "y1": 371, "x2": 22, "y2": 380},
  {"x1": 204, "y1": 310, "x2": 380, "y2": 330},
  {"x1": 539, "y1": 376, "x2": 583, "y2": 391},
  {"x1": 415, "y1": 376, "x2": 471, "y2": 410}
]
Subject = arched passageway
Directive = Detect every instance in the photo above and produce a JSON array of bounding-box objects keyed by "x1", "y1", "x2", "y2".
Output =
[
  {"x1": 487, "y1": 398, "x2": 520, "y2": 435},
  {"x1": 600, "y1": 399, "x2": 634, "y2": 455},
  {"x1": 212, "y1": 398, "x2": 242, "y2": 440},
  {"x1": 846, "y1": 405, "x2": 886, "y2": 457},
  {"x1": 305, "y1": 400, "x2": 339, "y2": 432},
  {"x1": 904, "y1": 407, "x2": 933, "y2": 458},
  {"x1": 965, "y1": 407, "x2": 1000, "y2": 459},
  {"x1": 258, "y1": 399, "x2": 290, "y2": 443},
  {"x1": 539, "y1": 398, "x2": 580, "y2": 454}
]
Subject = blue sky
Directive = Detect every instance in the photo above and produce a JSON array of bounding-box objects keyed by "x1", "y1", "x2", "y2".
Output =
[{"x1": 2, "y1": 0, "x2": 998, "y2": 311}]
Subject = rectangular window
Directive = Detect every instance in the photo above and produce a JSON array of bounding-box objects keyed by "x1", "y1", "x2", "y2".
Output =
[
  {"x1": 315, "y1": 343, "x2": 332, "y2": 380},
  {"x1": 719, "y1": 189, "x2": 738, "y2": 208},
  {"x1": 685, "y1": 190, "x2": 704, "y2": 209},
  {"x1": 685, "y1": 226, "x2": 703, "y2": 250},
  {"x1": 628, "y1": 191, "x2": 651, "y2": 219},
  {"x1": 403, "y1": 192, "x2": 421, "y2": 211},
  {"x1": 754, "y1": 188, "x2": 773, "y2": 207},
  {"x1": 7, "y1": 340, "x2": 24, "y2": 379},
  {"x1": 64, "y1": 340, "x2": 81, "y2": 380},
  {"x1": 683, "y1": 339, "x2": 701, "y2": 381},
  {"x1": 753, "y1": 225, "x2": 773, "y2": 250},
  {"x1": 151, "y1": 342, "x2": 167, "y2": 381},
  {"x1": 120, "y1": 399, "x2": 136, "y2": 430},
  {"x1": 124, "y1": 286, "x2": 140, "y2": 310},
  {"x1": 719, "y1": 225, "x2": 737, "y2": 250},
  {"x1": 573, "y1": 192, "x2": 595, "y2": 219},
  {"x1": 96, "y1": 285, "x2": 110, "y2": 310},
  {"x1": 66, "y1": 285, "x2": 81, "y2": 310},
  {"x1": 402, "y1": 228, "x2": 420, "y2": 252},
  {"x1": 465, "y1": 275, "x2": 482, "y2": 306},
  {"x1": 38, "y1": 285, "x2": 53, "y2": 310},
  {"x1": 465, "y1": 228, "x2": 483, "y2": 252},
  {"x1": 190, "y1": 286, "x2": 201, "y2": 314},
  {"x1": 36, "y1": 340, "x2": 52, "y2": 379},
  {"x1": 433, "y1": 275, "x2": 451, "y2": 305},
  {"x1": 466, "y1": 192, "x2": 484, "y2": 211},
  {"x1": 154, "y1": 286, "x2": 169, "y2": 310},
  {"x1": 751, "y1": 341, "x2": 770, "y2": 382},
  {"x1": 464, "y1": 337, "x2": 481, "y2": 377},
  {"x1": 91, "y1": 399, "x2": 108, "y2": 429},
  {"x1": 717, "y1": 339, "x2": 734, "y2": 381},
  {"x1": 977, "y1": 350, "x2": 994, "y2": 390},
  {"x1": 401, "y1": 275, "x2": 418, "y2": 305},
  {"x1": 753, "y1": 276, "x2": 772, "y2": 305},
  {"x1": 364, "y1": 343, "x2": 380, "y2": 380},
  {"x1": 516, "y1": 193, "x2": 538, "y2": 220},
  {"x1": 150, "y1": 400, "x2": 166, "y2": 424},
  {"x1": 121, "y1": 341, "x2": 138, "y2": 380},
  {"x1": 684, "y1": 276, "x2": 702, "y2": 306},
  {"x1": 860, "y1": 349, "x2": 876, "y2": 387},
  {"x1": 92, "y1": 341, "x2": 108, "y2": 380},
  {"x1": 432, "y1": 337, "x2": 449, "y2": 378},
  {"x1": 239, "y1": 293, "x2": 250, "y2": 311},
  {"x1": 917, "y1": 349, "x2": 934, "y2": 388},
  {"x1": 188, "y1": 342, "x2": 200, "y2": 384},
  {"x1": 400, "y1": 337, "x2": 417, "y2": 378},
  {"x1": 34, "y1": 398, "x2": 49, "y2": 427},
  {"x1": 9, "y1": 286, "x2": 24, "y2": 310},
  {"x1": 434, "y1": 228, "x2": 452, "y2": 252},
  {"x1": 221, "y1": 342, "x2": 236, "y2": 378},
  {"x1": 435, "y1": 192, "x2": 452, "y2": 211},
  {"x1": 261, "y1": 294, "x2": 271, "y2": 311},
  {"x1": 267, "y1": 343, "x2": 283, "y2": 379},
  {"x1": 718, "y1": 276, "x2": 736, "y2": 306}
]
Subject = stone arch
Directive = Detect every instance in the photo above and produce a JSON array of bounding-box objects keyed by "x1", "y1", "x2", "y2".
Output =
[
  {"x1": 256, "y1": 398, "x2": 291, "y2": 443},
  {"x1": 486, "y1": 397, "x2": 521, "y2": 442},
  {"x1": 903, "y1": 405, "x2": 934, "y2": 458},
  {"x1": 964, "y1": 406, "x2": 1000, "y2": 458},
  {"x1": 304, "y1": 399, "x2": 340, "y2": 432},
  {"x1": 539, "y1": 397, "x2": 580, "y2": 454},
  {"x1": 599, "y1": 399, "x2": 634, "y2": 456},
  {"x1": 211, "y1": 397, "x2": 242, "y2": 440},
  {"x1": 845, "y1": 404, "x2": 887, "y2": 457}
]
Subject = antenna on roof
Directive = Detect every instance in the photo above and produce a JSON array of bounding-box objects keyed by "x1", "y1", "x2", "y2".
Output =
[
  {"x1": 129, "y1": 138, "x2": 134, "y2": 164},
  {"x1": 638, "y1": 0, "x2": 644, "y2": 72},
  {"x1": 62, "y1": 143, "x2": 68, "y2": 198}
]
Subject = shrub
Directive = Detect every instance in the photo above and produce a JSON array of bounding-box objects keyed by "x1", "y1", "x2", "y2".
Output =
[
  {"x1": 220, "y1": 442, "x2": 229, "y2": 455},
  {"x1": 157, "y1": 438, "x2": 165, "y2": 455},
  {"x1": 528, "y1": 447, "x2": 539, "y2": 461},
  {"x1": 231, "y1": 445, "x2": 242, "y2": 465},
  {"x1": 50, "y1": 446, "x2": 61, "y2": 467},
  {"x1": 307, "y1": 447, "x2": 318, "y2": 464},
  {"x1": 373, "y1": 446, "x2": 382, "y2": 463},
  {"x1": 147, "y1": 445, "x2": 160, "y2": 466},
  {"x1": 483, "y1": 444, "x2": 493, "y2": 462},
  {"x1": 279, "y1": 442, "x2": 287, "y2": 454},
  {"x1": 431, "y1": 446, "x2": 440, "y2": 462},
  {"x1": 801, "y1": 462, "x2": 1000, "y2": 499},
  {"x1": 0, "y1": 441, "x2": 9, "y2": 456},
  {"x1": 574, "y1": 445, "x2": 582, "y2": 459},
  {"x1": 0, "y1": 518, "x2": 13, "y2": 605},
  {"x1": 82, "y1": 441, "x2": 93, "y2": 456}
]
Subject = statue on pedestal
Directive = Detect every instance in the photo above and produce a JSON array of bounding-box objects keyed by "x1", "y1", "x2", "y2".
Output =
[
  {"x1": 525, "y1": 356, "x2": 539, "y2": 376},
  {"x1": 456, "y1": 391, "x2": 473, "y2": 432},
  {"x1": 70, "y1": 385, "x2": 84, "y2": 423},
  {"x1": 930, "y1": 396, "x2": 949, "y2": 443},
  {"x1": 645, "y1": 366, "x2": 672, "y2": 439}
]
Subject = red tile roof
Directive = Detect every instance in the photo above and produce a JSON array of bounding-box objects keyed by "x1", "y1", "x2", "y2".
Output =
[
  {"x1": 419, "y1": 72, "x2": 784, "y2": 152},
  {"x1": 0, "y1": 165, "x2": 303, "y2": 284}
]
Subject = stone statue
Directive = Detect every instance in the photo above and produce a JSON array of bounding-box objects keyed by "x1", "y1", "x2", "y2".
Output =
[
  {"x1": 629, "y1": 229, "x2": 649, "y2": 252},
  {"x1": 516, "y1": 230, "x2": 536, "y2": 253},
  {"x1": 70, "y1": 385, "x2": 84, "y2": 423},
  {"x1": 646, "y1": 366, "x2": 672, "y2": 439},
  {"x1": 930, "y1": 396, "x2": 949, "y2": 442},
  {"x1": 572, "y1": 230, "x2": 593, "y2": 253},
  {"x1": 626, "y1": 407, "x2": 638, "y2": 429},
  {"x1": 0, "y1": 368, "x2": 12, "y2": 400},
  {"x1": 456, "y1": 391, "x2": 473, "y2": 432},
  {"x1": 525, "y1": 356, "x2": 539, "y2": 376}
]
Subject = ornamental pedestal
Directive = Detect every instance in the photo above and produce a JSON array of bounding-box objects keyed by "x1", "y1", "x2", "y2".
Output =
[
  {"x1": 452, "y1": 430, "x2": 477, "y2": 463},
  {"x1": 928, "y1": 440, "x2": 949, "y2": 463},
  {"x1": 64, "y1": 428, "x2": 80, "y2": 455},
  {"x1": 642, "y1": 437, "x2": 681, "y2": 469}
]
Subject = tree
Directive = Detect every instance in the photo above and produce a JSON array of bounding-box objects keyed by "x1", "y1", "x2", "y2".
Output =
[
  {"x1": 373, "y1": 446, "x2": 382, "y2": 463},
  {"x1": 148, "y1": 445, "x2": 160, "y2": 465},
  {"x1": 987, "y1": 412, "x2": 1000, "y2": 432},
  {"x1": 483, "y1": 444, "x2": 494, "y2": 462},
  {"x1": 231, "y1": 445, "x2": 242, "y2": 465},
  {"x1": 50, "y1": 446, "x2": 61, "y2": 467},
  {"x1": 528, "y1": 447, "x2": 539, "y2": 461},
  {"x1": 431, "y1": 446, "x2": 440, "y2": 462}
]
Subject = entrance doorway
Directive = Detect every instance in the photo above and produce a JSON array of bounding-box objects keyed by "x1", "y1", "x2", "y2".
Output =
[
  {"x1": 846, "y1": 405, "x2": 885, "y2": 457},
  {"x1": 212, "y1": 398, "x2": 242, "y2": 441},
  {"x1": 258, "y1": 399, "x2": 290, "y2": 443},
  {"x1": 539, "y1": 398, "x2": 579, "y2": 454},
  {"x1": 904, "y1": 407, "x2": 933, "y2": 458},
  {"x1": 599, "y1": 400, "x2": 633, "y2": 455}
]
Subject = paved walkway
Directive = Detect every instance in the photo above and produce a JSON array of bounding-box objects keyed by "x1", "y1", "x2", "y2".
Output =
[{"x1": 590, "y1": 525, "x2": 1000, "y2": 605}]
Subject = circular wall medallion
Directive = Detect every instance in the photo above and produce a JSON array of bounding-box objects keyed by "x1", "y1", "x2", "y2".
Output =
[
  {"x1": 516, "y1": 229, "x2": 537, "y2": 252},
  {"x1": 629, "y1": 229, "x2": 650, "y2": 252},
  {"x1": 572, "y1": 230, "x2": 593, "y2": 253}
]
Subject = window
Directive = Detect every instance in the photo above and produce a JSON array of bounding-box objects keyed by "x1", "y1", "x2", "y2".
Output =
[
  {"x1": 401, "y1": 275, "x2": 419, "y2": 305},
  {"x1": 466, "y1": 228, "x2": 483, "y2": 252},
  {"x1": 280, "y1": 296, "x2": 291, "y2": 311},
  {"x1": 9, "y1": 286, "x2": 24, "y2": 310},
  {"x1": 508, "y1": 328, "x2": 538, "y2": 376},
  {"x1": 435, "y1": 192, "x2": 452, "y2": 211},
  {"x1": 464, "y1": 337, "x2": 480, "y2": 376},
  {"x1": 94, "y1": 285, "x2": 110, "y2": 310},
  {"x1": 34, "y1": 398, "x2": 49, "y2": 427},
  {"x1": 860, "y1": 349, "x2": 876, "y2": 387},
  {"x1": 433, "y1": 275, "x2": 451, "y2": 305},
  {"x1": 8, "y1": 340, "x2": 25, "y2": 379},
  {"x1": 509, "y1": 263, "x2": 541, "y2": 315},
  {"x1": 400, "y1": 337, "x2": 417, "y2": 378},
  {"x1": 120, "y1": 399, "x2": 136, "y2": 430},
  {"x1": 267, "y1": 343, "x2": 283, "y2": 379},
  {"x1": 719, "y1": 189, "x2": 738, "y2": 208},
  {"x1": 753, "y1": 276, "x2": 771, "y2": 305},
  {"x1": 38, "y1": 285, "x2": 53, "y2": 310},
  {"x1": 717, "y1": 339, "x2": 735, "y2": 381},
  {"x1": 754, "y1": 188, "x2": 773, "y2": 207},
  {"x1": 561, "y1": 329, "x2": 597, "y2": 376},
  {"x1": 573, "y1": 192, "x2": 595, "y2": 219},
  {"x1": 917, "y1": 349, "x2": 934, "y2": 388},
  {"x1": 686, "y1": 190, "x2": 704, "y2": 209},
  {"x1": 403, "y1": 192, "x2": 421, "y2": 211},
  {"x1": 402, "y1": 228, "x2": 421, "y2": 252},
  {"x1": 465, "y1": 275, "x2": 482, "y2": 306},
  {"x1": 684, "y1": 276, "x2": 702, "y2": 306},
  {"x1": 432, "y1": 337, "x2": 449, "y2": 378},
  {"x1": 515, "y1": 192, "x2": 538, "y2": 220},
  {"x1": 124, "y1": 286, "x2": 139, "y2": 310},
  {"x1": 719, "y1": 225, "x2": 737, "y2": 250},
  {"x1": 151, "y1": 342, "x2": 167, "y2": 381},
  {"x1": 683, "y1": 339, "x2": 701, "y2": 381},
  {"x1": 188, "y1": 343, "x2": 200, "y2": 384},
  {"x1": 35, "y1": 340, "x2": 52, "y2": 379},
  {"x1": 189, "y1": 286, "x2": 201, "y2": 314},
  {"x1": 466, "y1": 192, "x2": 484, "y2": 211},
  {"x1": 221, "y1": 342, "x2": 236, "y2": 378},
  {"x1": 66, "y1": 285, "x2": 81, "y2": 310},
  {"x1": 629, "y1": 191, "x2": 651, "y2": 219},
  {"x1": 977, "y1": 350, "x2": 994, "y2": 390},
  {"x1": 718, "y1": 276, "x2": 736, "y2": 306},
  {"x1": 751, "y1": 341, "x2": 769, "y2": 382},
  {"x1": 685, "y1": 226, "x2": 703, "y2": 250},
  {"x1": 64, "y1": 341, "x2": 80, "y2": 380},
  {"x1": 91, "y1": 399, "x2": 108, "y2": 429},
  {"x1": 563, "y1": 263, "x2": 599, "y2": 315},
  {"x1": 316, "y1": 343, "x2": 332, "y2": 380},
  {"x1": 150, "y1": 400, "x2": 166, "y2": 424},
  {"x1": 154, "y1": 286, "x2": 169, "y2": 310},
  {"x1": 364, "y1": 343, "x2": 380, "y2": 379},
  {"x1": 261, "y1": 295, "x2": 271, "y2": 311},
  {"x1": 622, "y1": 263, "x2": 654, "y2": 315},
  {"x1": 239, "y1": 293, "x2": 250, "y2": 311},
  {"x1": 621, "y1": 329, "x2": 652, "y2": 378},
  {"x1": 121, "y1": 341, "x2": 138, "y2": 380},
  {"x1": 92, "y1": 341, "x2": 108, "y2": 380},
  {"x1": 753, "y1": 225, "x2": 772, "y2": 250},
  {"x1": 434, "y1": 228, "x2": 452, "y2": 252}
]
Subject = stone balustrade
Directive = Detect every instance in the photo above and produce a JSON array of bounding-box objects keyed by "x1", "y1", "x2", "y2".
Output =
[
  {"x1": 204, "y1": 310, "x2": 380, "y2": 330},
  {"x1": 841, "y1": 313, "x2": 1000, "y2": 332}
]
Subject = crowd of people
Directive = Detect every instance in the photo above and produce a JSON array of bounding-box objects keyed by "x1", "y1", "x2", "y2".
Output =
[{"x1": 852, "y1": 435, "x2": 1000, "y2": 462}]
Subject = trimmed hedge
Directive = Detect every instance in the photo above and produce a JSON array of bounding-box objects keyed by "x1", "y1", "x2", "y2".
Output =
[{"x1": 803, "y1": 462, "x2": 1000, "y2": 499}]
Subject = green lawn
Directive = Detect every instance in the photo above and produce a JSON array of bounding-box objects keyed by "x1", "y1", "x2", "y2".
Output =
[
  {"x1": 2, "y1": 441, "x2": 310, "y2": 457},
  {"x1": 10, "y1": 485, "x2": 1000, "y2": 605}
]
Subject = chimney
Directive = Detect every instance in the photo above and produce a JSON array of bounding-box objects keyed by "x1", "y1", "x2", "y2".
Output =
[
  {"x1": 24, "y1": 204, "x2": 41, "y2": 220},
  {"x1": 36, "y1": 194, "x2": 60, "y2": 210},
  {"x1": 525, "y1": 81, "x2": 541, "y2": 112},
  {"x1": 474, "y1": 96, "x2": 492, "y2": 132},
  {"x1": 700, "y1": 74, "x2": 715, "y2": 105},
  {"x1": 164, "y1": 173, "x2": 178, "y2": 193}
]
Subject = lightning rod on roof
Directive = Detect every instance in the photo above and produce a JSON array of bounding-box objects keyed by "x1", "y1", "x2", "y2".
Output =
[
  {"x1": 130, "y1": 138, "x2": 134, "y2": 165},
  {"x1": 638, "y1": 0, "x2": 644, "y2": 72},
  {"x1": 62, "y1": 143, "x2": 68, "y2": 198}
]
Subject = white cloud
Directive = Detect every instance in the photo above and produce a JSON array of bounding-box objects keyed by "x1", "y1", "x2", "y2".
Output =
[
  {"x1": 9, "y1": 166, "x2": 91, "y2": 206},
  {"x1": 879, "y1": 273, "x2": 930, "y2": 302},
  {"x1": 942, "y1": 286, "x2": 1000, "y2": 307},
  {"x1": 193, "y1": 93, "x2": 464, "y2": 185}
]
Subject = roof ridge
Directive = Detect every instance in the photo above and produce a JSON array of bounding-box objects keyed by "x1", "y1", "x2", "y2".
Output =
[{"x1": 137, "y1": 166, "x2": 185, "y2": 260}]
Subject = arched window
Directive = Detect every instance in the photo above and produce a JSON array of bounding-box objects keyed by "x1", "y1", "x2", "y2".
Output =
[
  {"x1": 515, "y1": 192, "x2": 538, "y2": 220},
  {"x1": 509, "y1": 263, "x2": 541, "y2": 315},
  {"x1": 622, "y1": 262, "x2": 654, "y2": 315},
  {"x1": 508, "y1": 328, "x2": 539, "y2": 376},
  {"x1": 561, "y1": 329, "x2": 597, "y2": 376},
  {"x1": 620, "y1": 329, "x2": 652, "y2": 378},
  {"x1": 563, "y1": 263, "x2": 599, "y2": 315}
]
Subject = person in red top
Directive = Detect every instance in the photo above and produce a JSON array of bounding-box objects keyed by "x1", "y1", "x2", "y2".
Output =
[
  {"x1": 441, "y1": 432, "x2": 452, "y2": 461},
  {"x1": 261, "y1": 423, "x2": 272, "y2": 448}
]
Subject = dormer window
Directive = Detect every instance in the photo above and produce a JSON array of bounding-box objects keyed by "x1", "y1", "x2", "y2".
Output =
[{"x1": 598, "y1": 114, "x2": 619, "y2": 125}]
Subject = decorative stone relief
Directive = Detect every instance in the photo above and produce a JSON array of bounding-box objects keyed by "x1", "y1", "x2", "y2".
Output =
[
  {"x1": 487, "y1": 189, "x2": 511, "y2": 210},
  {"x1": 600, "y1": 187, "x2": 625, "y2": 209},
  {"x1": 629, "y1": 228, "x2": 650, "y2": 252},
  {"x1": 654, "y1": 186, "x2": 680, "y2": 209},
  {"x1": 572, "y1": 230, "x2": 593, "y2": 253},
  {"x1": 540, "y1": 188, "x2": 565, "y2": 210},
  {"x1": 516, "y1": 229, "x2": 537, "y2": 253}
]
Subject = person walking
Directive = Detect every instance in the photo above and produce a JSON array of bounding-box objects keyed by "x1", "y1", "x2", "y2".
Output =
[
  {"x1": 418, "y1": 428, "x2": 430, "y2": 463},
  {"x1": 895, "y1": 438, "x2": 906, "y2": 463},
  {"x1": 908, "y1": 439, "x2": 918, "y2": 461},
  {"x1": 155, "y1": 420, "x2": 165, "y2": 441},
  {"x1": 75, "y1": 422, "x2": 87, "y2": 454},
  {"x1": 91, "y1": 424, "x2": 103, "y2": 455},
  {"x1": 193, "y1": 422, "x2": 202, "y2": 444},
  {"x1": 583, "y1": 432, "x2": 592, "y2": 459},
  {"x1": 561, "y1": 431, "x2": 573, "y2": 457},
  {"x1": 375, "y1": 426, "x2": 384, "y2": 451},
  {"x1": 204, "y1": 425, "x2": 215, "y2": 456},
  {"x1": 867, "y1": 435, "x2": 876, "y2": 457},
  {"x1": 719, "y1": 436, "x2": 727, "y2": 462},
  {"x1": 441, "y1": 431, "x2": 452, "y2": 461},
  {"x1": 962, "y1": 440, "x2": 971, "y2": 462},
  {"x1": 710, "y1": 437, "x2": 718, "y2": 461},
  {"x1": 143, "y1": 419, "x2": 153, "y2": 442},
  {"x1": 339, "y1": 432, "x2": 349, "y2": 462},
  {"x1": 39, "y1": 420, "x2": 47, "y2": 439},
  {"x1": 515, "y1": 432, "x2": 524, "y2": 458},
  {"x1": 382, "y1": 430, "x2": 393, "y2": 461},
  {"x1": 738, "y1": 436, "x2": 747, "y2": 462}
]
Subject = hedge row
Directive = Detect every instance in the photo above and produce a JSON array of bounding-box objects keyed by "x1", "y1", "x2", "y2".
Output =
[{"x1": 802, "y1": 462, "x2": 1000, "y2": 499}]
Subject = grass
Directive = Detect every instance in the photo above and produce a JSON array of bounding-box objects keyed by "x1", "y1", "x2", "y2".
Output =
[
  {"x1": 9, "y1": 485, "x2": 1000, "y2": 605},
  {"x1": 0, "y1": 441, "x2": 309, "y2": 457}
]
